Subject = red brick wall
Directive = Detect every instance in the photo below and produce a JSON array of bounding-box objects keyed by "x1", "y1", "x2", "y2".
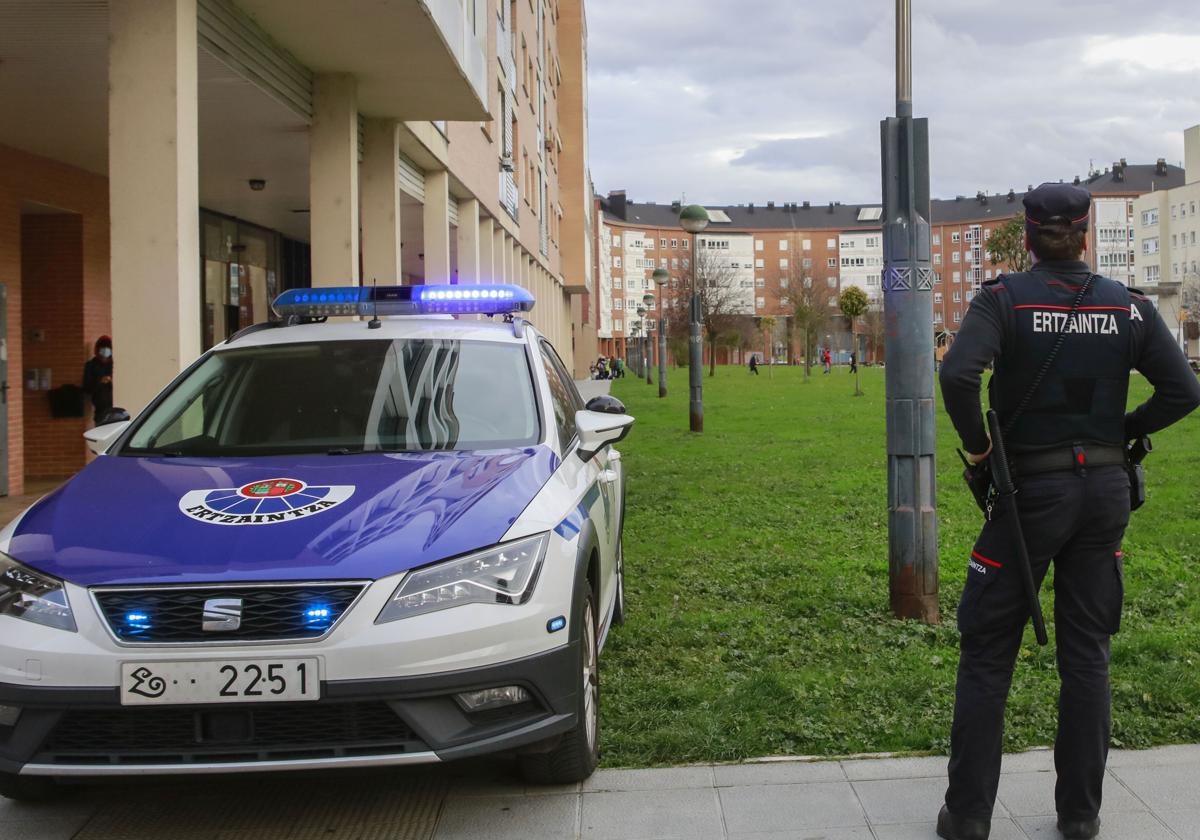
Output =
[
  {"x1": 0, "y1": 143, "x2": 110, "y2": 494},
  {"x1": 21, "y1": 215, "x2": 87, "y2": 478}
]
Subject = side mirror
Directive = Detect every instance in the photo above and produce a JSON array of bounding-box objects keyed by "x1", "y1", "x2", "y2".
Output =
[
  {"x1": 585, "y1": 395, "x2": 627, "y2": 415},
  {"x1": 83, "y1": 419, "x2": 132, "y2": 456},
  {"x1": 98, "y1": 407, "x2": 131, "y2": 425},
  {"x1": 575, "y1": 409, "x2": 634, "y2": 463}
]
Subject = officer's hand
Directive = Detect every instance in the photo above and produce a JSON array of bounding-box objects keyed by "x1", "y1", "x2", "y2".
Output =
[{"x1": 966, "y1": 444, "x2": 992, "y2": 465}]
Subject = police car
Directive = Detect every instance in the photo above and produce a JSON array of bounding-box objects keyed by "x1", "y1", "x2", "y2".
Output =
[{"x1": 0, "y1": 284, "x2": 632, "y2": 799}]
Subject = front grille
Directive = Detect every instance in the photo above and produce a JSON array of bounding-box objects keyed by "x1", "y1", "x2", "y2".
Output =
[
  {"x1": 37, "y1": 702, "x2": 425, "y2": 765},
  {"x1": 93, "y1": 584, "x2": 366, "y2": 643}
]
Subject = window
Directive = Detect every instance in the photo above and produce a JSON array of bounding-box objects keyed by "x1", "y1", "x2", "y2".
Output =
[
  {"x1": 779, "y1": 259, "x2": 789, "y2": 269},
  {"x1": 613, "y1": 299, "x2": 623, "y2": 310},
  {"x1": 933, "y1": 233, "x2": 941, "y2": 246},
  {"x1": 952, "y1": 252, "x2": 961, "y2": 263},
  {"x1": 1142, "y1": 209, "x2": 1159, "y2": 226},
  {"x1": 613, "y1": 256, "x2": 621, "y2": 268},
  {"x1": 612, "y1": 235, "x2": 620, "y2": 248},
  {"x1": 1143, "y1": 238, "x2": 1159, "y2": 255},
  {"x1": 934, "y1": 272, "x2": 942, "y2": 285},
  {"x1": 803, "y1": 239, "x2": 812, "y2": 251},
  {"x1": 671, "y1": 258, "x2": 678, "y2": 269},
  {"x1": 613, "y1": 319, "x2": 622, "y2": 331},
  {"x1": 683, "y1": 258, "x2": 690, "y2": 269},
  {"x1": 756, "y1": 240, "x2": 764, "y2": 252},
  {"x1": 827, "y1": 238, "x2": 836, "y2": 248},
  {"x1": 953, "y1": 311, "x2": 962, "y2": 323},
  {"x1": 612, "y1": 277, "x2": 622, "y2": 289},
  {"x1": 934, "y1": 292, "x2": 943, "y2": 303},
  {"x1": 126, "y1": 339, "x2": 541, "y2": 455},
  {"x1": 779, "y1": 240, "x2": 788, "y2": 251},
  {"x1": 951, "y1": 232, "x2": 961, "y2": 244},
  {"x1": 984, "y1": 229, "x2": 992, "y2": 241},
  {"x1": 755, "y1": 258, "x2": 765, "y2": 269},
  {"x1": 827, "y1": 258, "x2": 836, "y2": 268},
  {"x1": 934, "y1": 254, "x2": 942, "y2": 265},
  {"x1": 755, "y1": 278, "x2": 765, "y2": 288},
  {"x1": 780, "y1": 278, "x2": 789, "y2": 289},
  {"x1": 781, "y1": 296, "x2": 790, "y2": 306},
  {"x1": 660, "y1": 238, "x2": 668, "y2": 249},
  {"x1": 671, "y1": 238, "x2": 678, "y2": 248},
  {"x1": 953, "y1": 271, "x2": 961, "y2": 283},
  {"x1": 1144, "y1": 265, "x2": 1160, "y2": 283},
  {"x1": 802, "y1": 258, "x2": 812, "y2": 269},
  {"x1": 953, "y1": 290, "x2": 961, "y2": 302},
  {"x1": 827, "y1": 278, "x2": 837, "y2": 288},
  {"x1": 756, "y1": 297, "x2": 765, "y2": 309},
  {"x1": 865, "y1": 237, "x2": 879, "y2": 248},
  {"x1": 682, "y1": 239, "x2": 689, "y2": 249},
  {"x1": 660, "y1": 258, "x2": 668, "y2": 268}
]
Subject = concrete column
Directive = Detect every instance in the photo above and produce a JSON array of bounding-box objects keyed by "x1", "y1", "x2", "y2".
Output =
[
  {"x1": 310, "y1": 74, "x2": 360, "y2": 286},
  {"x1": 455, "y1": 197, "x2": 481, "y2": 283},
  {"x1": 109, "y1": 0, "x2": 200, "y2": 413},
  {"x1": 478, "y1": 215, "x2": 495, "y2": 280},
  {"x1": 423, "y1": 170, "x2": 452, "y2": 283},
  {"x1": 494, "y1": 227, "x2": 507, "y2": 282},
  {"x1": 361, "y1": 118, "x2": 402, "y2": 284}
]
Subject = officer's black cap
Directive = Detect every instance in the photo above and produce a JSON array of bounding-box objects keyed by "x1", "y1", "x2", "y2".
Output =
[{"x1": 1023, "y1": 183, "x2": 1092, "y2": 232}]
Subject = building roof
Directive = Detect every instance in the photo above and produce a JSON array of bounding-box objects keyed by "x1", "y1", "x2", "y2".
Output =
[{"x1": 600, "y1": 162, "x2": 1186, "y2": 233}]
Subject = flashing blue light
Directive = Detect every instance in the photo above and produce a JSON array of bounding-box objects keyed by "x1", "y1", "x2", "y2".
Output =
[
  {"x1": 272, "y1": 284, "x2": 535, "y2": 320},
  {"x1": 124, "y1": 612, "x2": 152, "y2": 633},
  {"x1": 304, "y1": 605, "x2": 334, "y2": 629},
  {"x1": 547, "y1": 615, "x2": 566, "y2": 634}
]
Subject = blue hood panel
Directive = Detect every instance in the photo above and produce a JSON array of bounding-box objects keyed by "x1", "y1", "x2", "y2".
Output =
[{"x1": 9, "y1": 448, "x2": 557, "y2": 586}]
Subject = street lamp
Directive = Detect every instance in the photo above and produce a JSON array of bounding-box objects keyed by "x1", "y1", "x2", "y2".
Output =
[
  {"x1": 635, "y1": 305, "x2": 647, "y2": 379},
  {"x1": 679, "y1": 204, "x2": 710, "y2": 432},
  {"x1": 642, "y1": 293, "x2": 655, "y2": 385},
  {"x1": 653, "y1": 267, "x2": 669, "y2": 398}
]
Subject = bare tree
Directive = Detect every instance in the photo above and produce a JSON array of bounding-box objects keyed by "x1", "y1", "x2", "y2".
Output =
[
  {"x1": 839, "y1": 285, "x2": 869, "y2": 396},
  {"x1": 861, "y1": 303, "x2": 887, "y2": 364},
  {"x1": 784, "y1": 256, "x2": 837, "y2": 381},
  {"x1": 664, "y1": 244, "x2": 748, "y2": 376}
]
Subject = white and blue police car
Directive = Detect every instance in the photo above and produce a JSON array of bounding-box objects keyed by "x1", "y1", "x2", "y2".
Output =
[{"x1": 0, "y1": 284, "x2": 632, "y2": 799}]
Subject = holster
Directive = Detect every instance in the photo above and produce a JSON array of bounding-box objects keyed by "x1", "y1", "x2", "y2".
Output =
[
  {"x1": 1129, "y1": 462, "x2": 1147, "y2": 511},
  {"x1": 958, "y1": 450, "x2": 993, "y2": 515}
]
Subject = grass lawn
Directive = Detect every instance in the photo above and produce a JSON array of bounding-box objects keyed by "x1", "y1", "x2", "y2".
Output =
[{"x1": 600, "y1": 364, "x2": 1200, "y2": 767}]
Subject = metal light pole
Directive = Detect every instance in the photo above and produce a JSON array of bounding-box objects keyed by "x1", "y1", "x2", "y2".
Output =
[
  {"x1": 882, "y1": 0, "x2": 938, "y2": 623},
  {"x1": 654, "y1": 268, "x2": 669, "y2": 398},
  {"x1": 642, "y1": 293, "x2": 655, "y2": 385},
  {"x1": 635, "y1": 306, "x2": 647, "y2": 379},
  {"x1": 680, "y1": 205, "x2": 710, "y2": 432}
]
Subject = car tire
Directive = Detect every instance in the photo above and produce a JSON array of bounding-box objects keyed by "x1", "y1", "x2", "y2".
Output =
[
  {"x1": 0, "y1": 772, "x2": 62, "y2": 802},
  {"x1": 519, "y1": 588, "x2": 600, "y2": 785},
  {"x1": 611, "y1": 541, "x2": 627, "y2": 627}
]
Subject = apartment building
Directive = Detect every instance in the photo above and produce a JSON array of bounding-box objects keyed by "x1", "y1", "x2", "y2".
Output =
[
  {"x1": 0, "y1": 0, "x2": 594, "y2": 494},
  {"x1": 1133, "y1": 125, "x2": 1200, "y2": 356},
  {"x1": 596, "y1": 159, "x2": 1184, "y2": 362}
]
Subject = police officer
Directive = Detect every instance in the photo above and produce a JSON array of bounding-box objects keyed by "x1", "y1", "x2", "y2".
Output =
[{"x1": 936, "y1": 183, "x2": 1200, "y2": 840}]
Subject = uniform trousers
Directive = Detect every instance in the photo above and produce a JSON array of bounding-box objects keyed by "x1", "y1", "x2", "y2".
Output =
[{"x1": 946, "y1": 465, "x2": 1130, "y2": 821}]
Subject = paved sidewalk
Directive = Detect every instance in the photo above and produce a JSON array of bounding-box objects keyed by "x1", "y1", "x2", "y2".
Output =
[{"x1": 5, "y1": 745, "x2": 1199, "y2": 839}]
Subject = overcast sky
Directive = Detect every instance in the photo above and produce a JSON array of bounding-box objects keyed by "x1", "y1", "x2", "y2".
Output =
[{"x1": 586, "y1": 1, "x2": 1200, "y2": 207}]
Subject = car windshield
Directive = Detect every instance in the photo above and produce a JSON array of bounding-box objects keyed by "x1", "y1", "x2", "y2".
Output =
[{"x1": 122, "y1": 339, "x2": 540, "y2": 456}]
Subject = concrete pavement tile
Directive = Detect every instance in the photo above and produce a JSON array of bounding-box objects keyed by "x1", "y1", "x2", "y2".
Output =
[
  {"x1": 726, "y1": 829, "x2": 874, "y2": 840},
  {"x1": 1018, "y1": 812, "x2": 1178, "y2": 839},
  {"x1": 719, "y1": 782, "x2": 867, "y2": 833},
  {"x1": 581, "y1": 788, "x2": 723, "y2": 840},
  {"x1": 852, "y1": 777, "x2": 1008, "y2": 826},
  {"x1": 1109, "y1": 763, "x2": 1200, "y2": 811},
  {"x1": 999, "y1": 749, "x2": 1055, "y2": 774},
  {"x1": 1107, "y1": 744, "x2": 1200, "y2": 768},
  {"x1": 840, "y1": 756, "x2": 946, "y2": 782},
  {"x1": 582, "y1": 766, "x2": 713, "y2": 792},
  {"x1": 996, "y1": 770, "x2": 1147, "y2": 818},
  {"x1": 871, "y1": 819, "x2": 1027, "y2": 840},
  {"x1": 0, "y1": 816, "x2": 98, "y2": 840},
  {"x1": 434, "y1": 793, "x2": 578, "y2": 840},
  {"x1": 1156, "y1": 809, "x2": 1200, "y2": 840},
  {"x1": 714, "y1": 761, "x2": 847, "y2": 787}
]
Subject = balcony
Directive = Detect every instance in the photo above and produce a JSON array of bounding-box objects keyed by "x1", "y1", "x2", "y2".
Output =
[{"x1": 236, "y1": 0, "x2": 488, "y2": 120}]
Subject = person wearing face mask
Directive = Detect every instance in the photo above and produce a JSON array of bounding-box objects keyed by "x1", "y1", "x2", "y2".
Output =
[{"x1": 82, "y1": 335, "x2": 114, "y2": 424}]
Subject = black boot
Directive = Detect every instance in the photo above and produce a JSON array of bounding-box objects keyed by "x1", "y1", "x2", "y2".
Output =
[
  {"x1": 1057, "y1": 816, "x2": 1101, "y2": 839},
  {"x1": 936, "y1": 804, "x2": 990, "y2": 840}
]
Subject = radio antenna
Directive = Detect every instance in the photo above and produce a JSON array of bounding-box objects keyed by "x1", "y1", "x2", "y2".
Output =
[{"x1": 367, "y1": 278, "x2": 381, "y2": 329}]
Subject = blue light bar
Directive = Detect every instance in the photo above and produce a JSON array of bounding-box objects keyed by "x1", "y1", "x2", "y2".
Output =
[{"x1": 272, "y1": 284, "x2": 535, "y2": 319}]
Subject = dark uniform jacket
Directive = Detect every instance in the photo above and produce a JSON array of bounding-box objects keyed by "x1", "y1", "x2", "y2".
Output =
[{"x1": 941, "y1": 259, "x2": 1200, "y2": 455}]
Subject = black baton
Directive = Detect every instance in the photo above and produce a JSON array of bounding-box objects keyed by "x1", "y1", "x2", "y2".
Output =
[{"x1": 986, "y1": 410, "x2": 1049, "y2": 646}]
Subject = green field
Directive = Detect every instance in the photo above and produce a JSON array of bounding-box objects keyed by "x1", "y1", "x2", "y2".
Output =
[{"x1": 599, "y1": 364, "x2": 1200, "y2": 767}]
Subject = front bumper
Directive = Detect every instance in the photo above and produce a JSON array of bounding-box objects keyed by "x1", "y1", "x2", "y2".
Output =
[{"x1": 0, "y1": 643, "x2": 578, "y2": 777}]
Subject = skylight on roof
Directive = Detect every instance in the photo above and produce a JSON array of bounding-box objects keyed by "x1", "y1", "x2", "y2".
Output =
[
  {"x1": 857, "y1": 207, "x2": 883, "y2": 222},
  {"x1": 705, "y1": 209, "x2": 732, "y2": 223}
]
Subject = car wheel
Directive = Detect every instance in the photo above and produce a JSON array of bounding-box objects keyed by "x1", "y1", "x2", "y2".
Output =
[
  {"x1": 612, "y1": 541, "x2": 627, "y2": 626},
  {"x1": 0, "y1": 772, "x2": 62, "y2": 802},
  {"x1": 519, "y1": 588, "x2": 600, "y2": 785}
]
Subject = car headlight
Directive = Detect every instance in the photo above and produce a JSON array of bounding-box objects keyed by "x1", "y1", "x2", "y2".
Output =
[
  {"x1": 0, "y1": 554, "x2": 76, "y2": 632},
  {"x1": 376, "y1": 533, "x2": 549, "y2": 623}
]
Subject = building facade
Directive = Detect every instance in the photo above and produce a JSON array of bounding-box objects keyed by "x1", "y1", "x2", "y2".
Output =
[
  {"x1": 595, "y1": 159, "x2": 1185, "y2": 364},
  {"x1": 0, "y1": 0, "x2": 594, "y2": 495}
]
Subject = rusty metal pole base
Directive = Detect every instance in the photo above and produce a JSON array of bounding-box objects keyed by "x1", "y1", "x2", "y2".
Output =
[{"x1": 890, "y1": 590, "x2": 940, "y2": 625}]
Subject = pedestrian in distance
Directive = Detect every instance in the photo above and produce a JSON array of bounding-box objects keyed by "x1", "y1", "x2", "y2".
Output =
[
  {"x1": 823, "y1": 348, "x2": 832, "y2": 374},
  {"x1": 936, "y1": 183, "x2": 1200, "y2": 840},
  {"x1": 614, "y1": 357, "x2": 625, "y2": 379},
  {"x1": 81, "y1": 335, "x2": 114, "y2": 424},
  {"x1": 849, "y1": 352, "x2": 858, "y2": 375},
  {"x1": 749, "y1": 355, "x2": 759, "y2": 375}
]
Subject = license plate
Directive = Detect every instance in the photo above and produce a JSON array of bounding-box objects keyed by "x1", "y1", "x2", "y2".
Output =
[{"x1": 119, "y1": 659, "x2": 320, "y2": 706}]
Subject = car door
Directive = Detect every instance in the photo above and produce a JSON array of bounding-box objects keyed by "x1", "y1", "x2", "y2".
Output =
[{"x1": 537, "y1": 341, "x2": 617, "y2": 612}]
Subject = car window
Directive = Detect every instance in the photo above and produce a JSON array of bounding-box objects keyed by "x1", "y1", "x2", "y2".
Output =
[
  {"x1": 539, "y1": 341, "x2": 580, "y2": 452},
  {"x1": 123, "y1": 339, "x2": 540, "y2": 456}
]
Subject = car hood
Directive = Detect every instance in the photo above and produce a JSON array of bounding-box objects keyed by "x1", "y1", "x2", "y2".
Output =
[{"x1": 7, "y1": 448, "x2": 557, "y2": 586}]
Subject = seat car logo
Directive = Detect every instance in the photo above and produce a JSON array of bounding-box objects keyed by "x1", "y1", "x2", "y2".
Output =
[
  {"x1": 178, "y1": 478, "x2": 354, "y2": 526},
  {"x1": 202, "y1": 598, "x2": 243, "y2": 632}
]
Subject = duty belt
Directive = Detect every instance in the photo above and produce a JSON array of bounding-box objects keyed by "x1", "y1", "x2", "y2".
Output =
[{"x1": 1012, "y1": 444, "x2": 1126, "y2": 477}]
